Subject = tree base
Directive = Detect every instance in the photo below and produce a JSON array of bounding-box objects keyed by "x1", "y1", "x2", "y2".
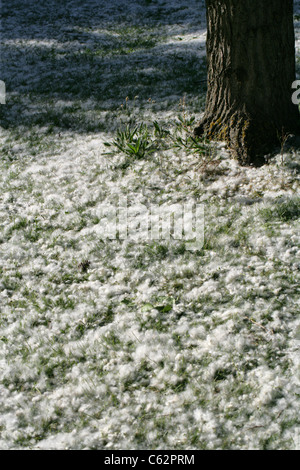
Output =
[{"x1": 194, "y1": 111, "x2": 300, "y2": 167}]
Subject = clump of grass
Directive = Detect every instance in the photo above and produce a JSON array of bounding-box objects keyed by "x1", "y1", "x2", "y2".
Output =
[
  {"x1": 78, "y1": 259, "x2": 91, "y2": 273},
  {"x1": 260, "y1": 198, "x2": 300, "y2": 222},
  {"x1": 171, "y1": 114, "x2": 220, "y2": 172},
  {"x1": 171, "y1": 96, "x2": 209, "y2": 154},
  {"x1": 105, "y1": 96, "x2": 219, "y2": 171},
  {"x1": 105, "y1": 122, "x2": 158, "y2": 160}
]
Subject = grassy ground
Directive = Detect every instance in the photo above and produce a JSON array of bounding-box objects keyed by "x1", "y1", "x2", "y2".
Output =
[{"x1": 0, "y1": 0, "x2": 299, "y2": 450}]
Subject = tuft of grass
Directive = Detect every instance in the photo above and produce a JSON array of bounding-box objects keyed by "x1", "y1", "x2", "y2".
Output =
[
  {"x1": 105, "y1": 122, "x2": 158, "y2": 160},
  {"x1": 105, "y1": 101, "x2": 219, "y2": 172},
  {"x1": 260, "y1": 198, "x2": 300, "y2": 222}
]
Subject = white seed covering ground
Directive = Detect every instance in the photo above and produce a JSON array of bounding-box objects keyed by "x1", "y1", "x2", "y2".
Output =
[{"x1": 0, "y1": 0, "x2": 299, "y2": 450}]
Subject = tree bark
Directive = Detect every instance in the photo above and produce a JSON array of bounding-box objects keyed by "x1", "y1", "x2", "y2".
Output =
[{"x1": 194, "y1": 0, "x2": 300, "y2": 166}]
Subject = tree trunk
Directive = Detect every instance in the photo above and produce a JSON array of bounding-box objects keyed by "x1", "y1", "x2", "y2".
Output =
[{"x1": 194, "y1": 0, "x2": 300, "y2": 166}]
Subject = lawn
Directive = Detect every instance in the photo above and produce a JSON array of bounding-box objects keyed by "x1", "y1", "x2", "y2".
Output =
[{"x1": 0, "y1": 0, "x2": 299, "y2": 450}]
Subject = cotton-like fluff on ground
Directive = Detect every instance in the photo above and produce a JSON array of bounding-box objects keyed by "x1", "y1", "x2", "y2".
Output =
[{"x1": 0, "y1": 0, "x2": 299, "y2": 450}]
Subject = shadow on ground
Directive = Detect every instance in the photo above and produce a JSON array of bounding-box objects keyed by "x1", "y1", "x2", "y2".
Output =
[{"x1": 0, "y1": 0, "x2": 207, "y2": 137}]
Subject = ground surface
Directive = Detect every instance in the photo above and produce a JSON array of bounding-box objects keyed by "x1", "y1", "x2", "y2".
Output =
[{"x1": 0, "y1": 0, "x2": 299, "y2": 450}]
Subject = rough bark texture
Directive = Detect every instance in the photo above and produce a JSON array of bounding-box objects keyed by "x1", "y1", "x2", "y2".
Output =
[{"x1": 194, "y1": 0, "x2": 300, "y2": 166}]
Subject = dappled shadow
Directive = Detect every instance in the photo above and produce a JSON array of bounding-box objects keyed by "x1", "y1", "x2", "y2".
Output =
[
  {"x1": 0, "y1": 0, "x2": 207, "y2": 138},
  {"x1": 1, "y1": 0, "x2": 205, "y2": 42}
]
